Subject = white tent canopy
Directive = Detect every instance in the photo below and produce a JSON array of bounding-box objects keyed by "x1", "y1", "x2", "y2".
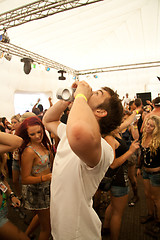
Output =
[{"x1": 0, "y1": 0, "x2": 160, "y2": 119}]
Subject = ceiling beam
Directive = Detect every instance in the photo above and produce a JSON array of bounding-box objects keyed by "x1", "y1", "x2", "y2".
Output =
[
  {"x1": 0, "y1": 0, "x2": 103, "y2": 31},
  {"x1": 0, "y1": 41, "x2": 77, "y2": 74},
  {"x1": 1, "y1": 41, "x2": 160, "y2": 76},
  {"x1": 77, "y1": 61, "x2": 160, "y2": 75}
]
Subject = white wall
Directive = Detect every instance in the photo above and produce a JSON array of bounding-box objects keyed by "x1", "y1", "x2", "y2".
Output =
[{"x1": 0, "y1": 55, "x2": 160, "y2": 120}]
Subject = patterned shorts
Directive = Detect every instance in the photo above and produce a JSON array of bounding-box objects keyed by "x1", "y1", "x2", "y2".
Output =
[{"x1": 22, "y1": 181, "x2": 50, "y2": 210}]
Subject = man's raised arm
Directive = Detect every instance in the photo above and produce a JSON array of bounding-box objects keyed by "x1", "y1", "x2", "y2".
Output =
[
  {"x1": 66, "y1": 81, "x2": 101, "y2": 167},
  {"x1": 42, "y1": 100, "x2": 69, "y2": 135}
]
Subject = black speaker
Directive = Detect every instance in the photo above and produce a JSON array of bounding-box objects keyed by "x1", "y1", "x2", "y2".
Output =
[{"x1": 136, "y1": 92, "x2": 152, "y2": 106}]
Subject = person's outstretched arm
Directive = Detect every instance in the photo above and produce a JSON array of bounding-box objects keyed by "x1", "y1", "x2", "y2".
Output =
[
  {"x1": 119, "y1": 106, "x2": 142, "y2": 132},
  {"x1": 0, "y1": 132, "x2": 23, "y2": 153},
  {"x1": 48, "y1": 97, "x2": 53, "y2": 107},
  {"x1": 32, "y1": 98, "x2": 40, "y2": 111}
]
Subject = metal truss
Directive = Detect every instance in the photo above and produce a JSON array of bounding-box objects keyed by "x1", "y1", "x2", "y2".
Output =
[
  {"x1": 0, "y1": 41, "x2": 77, "y2": 74},
  {"x1": 1, "y1": 40, "x2": 160, "y2": 75},
  {"x1": 77, "y1": 61, "x2": 160, "y2": 75},
  {"x1": 0, "y1": 0, "x2": 103, "y2": 31}
]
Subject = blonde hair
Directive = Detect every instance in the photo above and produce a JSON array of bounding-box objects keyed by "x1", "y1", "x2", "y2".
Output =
[
  {"x1": 11, "y1": 114, "x2": 21, "y2": 122},
  {"x1": 142, "y1": 115, "x2": 160, "y2": 154},
  {"x1": 19, "y1": 112, "x2": 36, "y2": 122}
]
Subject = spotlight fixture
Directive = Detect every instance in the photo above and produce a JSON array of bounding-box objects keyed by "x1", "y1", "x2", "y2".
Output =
[
  {"x1": 21, "y1": 58, "x2": 33, "y2": 74},
  {"x1": 0, "y1": 29, "x2": 10, "y2": 43},
  {"x1": 58, "y1": 70, "x2": 66, "y2": 80},
  {"x1": 4, "y1": 53, "x2": 12, "y2": 61},
  {"x1": 93, "y1": 75, "x2": 98, "y2": 78},
  {"x1": 72, "y1": 75, "x2": 79, "y2": 81},
  {"x1": 45, "y1": 66, "x2": 50, "y2": 71}
]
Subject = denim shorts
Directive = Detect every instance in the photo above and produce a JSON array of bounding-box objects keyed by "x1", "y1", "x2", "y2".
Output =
[
  {"x1": 0, "y1": 205, "x2": 8, "y2": 227},
  {"x1": 12, "y1": 159, "x2": 20, "y2": 171},
  {"x1": 142, "y1": 170, "x2": 160, "y2": 187},
  {"x1": 110, "y1": 185, "x2": 129, "y2": 197}
]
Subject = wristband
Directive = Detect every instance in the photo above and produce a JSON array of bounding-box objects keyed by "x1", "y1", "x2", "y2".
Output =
[{"x1": 75, "y1": 94, "x2": 87, "y2": 102}]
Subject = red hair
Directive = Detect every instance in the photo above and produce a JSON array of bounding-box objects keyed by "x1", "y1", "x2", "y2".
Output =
[{"x1": 16, "y1": 116, "x2": 51, "y2": 157}]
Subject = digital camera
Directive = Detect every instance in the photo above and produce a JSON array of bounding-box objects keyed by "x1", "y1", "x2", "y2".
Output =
[{"x1": 56, "y1": 87, "x2": 76, "y2": 102}]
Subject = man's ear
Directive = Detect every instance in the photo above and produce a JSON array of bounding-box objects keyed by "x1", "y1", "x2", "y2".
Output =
[{"x1": 95, "y1": 109, "x2": 107, "y2": 118}]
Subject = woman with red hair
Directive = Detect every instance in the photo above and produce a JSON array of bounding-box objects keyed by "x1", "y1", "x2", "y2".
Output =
[{"x1": 17, "y1": 116, "x2": 53, "y2": 240}]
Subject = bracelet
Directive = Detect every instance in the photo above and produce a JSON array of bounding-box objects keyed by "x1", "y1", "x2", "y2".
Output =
[
  {"x1": 133, "y1": 126, "x2": 138, "y2": 129},
  {"x1": 75, "y1": 94, "x2": 87, "y2": 102},
  {"x1": 136, "y1": 110, "x2": 139, "y2": 114},
  {"x1": 9, "y1": 192, "x2": 16, "y2": 200}
]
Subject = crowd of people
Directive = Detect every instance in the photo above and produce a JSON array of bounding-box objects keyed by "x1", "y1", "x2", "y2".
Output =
[{"x1": 0, "y1": 81, "x2": 160, "y2": 240}]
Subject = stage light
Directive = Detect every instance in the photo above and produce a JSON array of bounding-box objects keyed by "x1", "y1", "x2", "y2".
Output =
[
  {"x1": 93, "y1": 75, "x2": 98, "y2": 78},
  {"x1": 32, "y1": 63, "x2": 36, "y2": 68},
  {"x1": 0, "y1": 34, "x2": 10, "y2": 43},
  {"x1": 58, "y1": 70, "x2": 66, "y2": 80},
  {"x1": 21, "y1": 58, "x2": 33, "y2": 74},
  {"x1": 45, "y1": 67, "x2": 50, "y2": 71},
  {"x1": 4, "y1": 53, "x2": 12, "y2": 61},
  {"x1": 0, "y1": 30, "x2": 10, "y2": 43}
]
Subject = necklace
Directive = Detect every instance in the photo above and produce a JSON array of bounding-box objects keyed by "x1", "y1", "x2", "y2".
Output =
[{"x1": 143, "y1": 147, "x2": 152, "y2": 166}]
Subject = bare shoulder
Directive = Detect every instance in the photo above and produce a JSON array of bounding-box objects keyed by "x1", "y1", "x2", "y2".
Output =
[
  {"x1": 104, "y1": 135, "x2": 115, "y2": 143},
  {"x1": 104, "y1": 135, "x2": 116, "y2": 150},
  {"x1": 22, "y1": 146, "x2": 35, "y2": 158}
]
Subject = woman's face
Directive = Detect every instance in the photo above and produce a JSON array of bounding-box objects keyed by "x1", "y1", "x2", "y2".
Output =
[
  {"x1": 145, "y1": 119, "x2": 155, "y2": 135},
  {"x1": 27, "y1": 125, "x2": 43, "y2": 144},
  {"x1": 4, "y1": 119, "x2": 9, "y2": 125},
  {"x1": 11, "y1": 118, "x2": 20, "y2": 131}
]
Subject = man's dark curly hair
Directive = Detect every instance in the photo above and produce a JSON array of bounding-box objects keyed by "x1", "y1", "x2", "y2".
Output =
[{"x1": 98, "y1": 87, "x2": 123, "y2": 135}]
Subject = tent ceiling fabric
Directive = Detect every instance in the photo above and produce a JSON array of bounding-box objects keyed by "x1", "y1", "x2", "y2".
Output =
[{"x1": 0, "y1": 0, "x2": 160, "y2": 71}]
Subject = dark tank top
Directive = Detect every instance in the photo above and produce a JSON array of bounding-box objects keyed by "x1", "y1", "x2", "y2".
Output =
[
  {"x1": 141, "y1": 146, "x2": 160, "y2": 168},
  {"x1": 105, "y1": 136, "x2": 129, "y2": 187}
]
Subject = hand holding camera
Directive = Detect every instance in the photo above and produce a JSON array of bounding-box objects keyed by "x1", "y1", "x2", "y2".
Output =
[{"x1": 56, "y1": 81, "x2": 92, "y2": 102}]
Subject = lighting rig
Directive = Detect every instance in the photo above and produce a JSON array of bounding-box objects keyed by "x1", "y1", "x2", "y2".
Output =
[
  {"x1": 0, "y1": 0, "x2": 103, "y2": 30},
  {"x1": 1, "y1": 1, "x2": 159, "y2": 77},
  {"x1": 0, "y1": 0, "x2": 102, "y2": 75},
  {"x1": 21, "y1": 58, "x2": 33, "y2": 75},
  {"x1": 0, "y1": 40, "x2": 77, "y2": 75},
  {"x1": 58, "y1": 70, "x2": 66, "y2": 80},
  {"x1": 0, "y1": 29, "x2": 10, "y2": 43}
]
